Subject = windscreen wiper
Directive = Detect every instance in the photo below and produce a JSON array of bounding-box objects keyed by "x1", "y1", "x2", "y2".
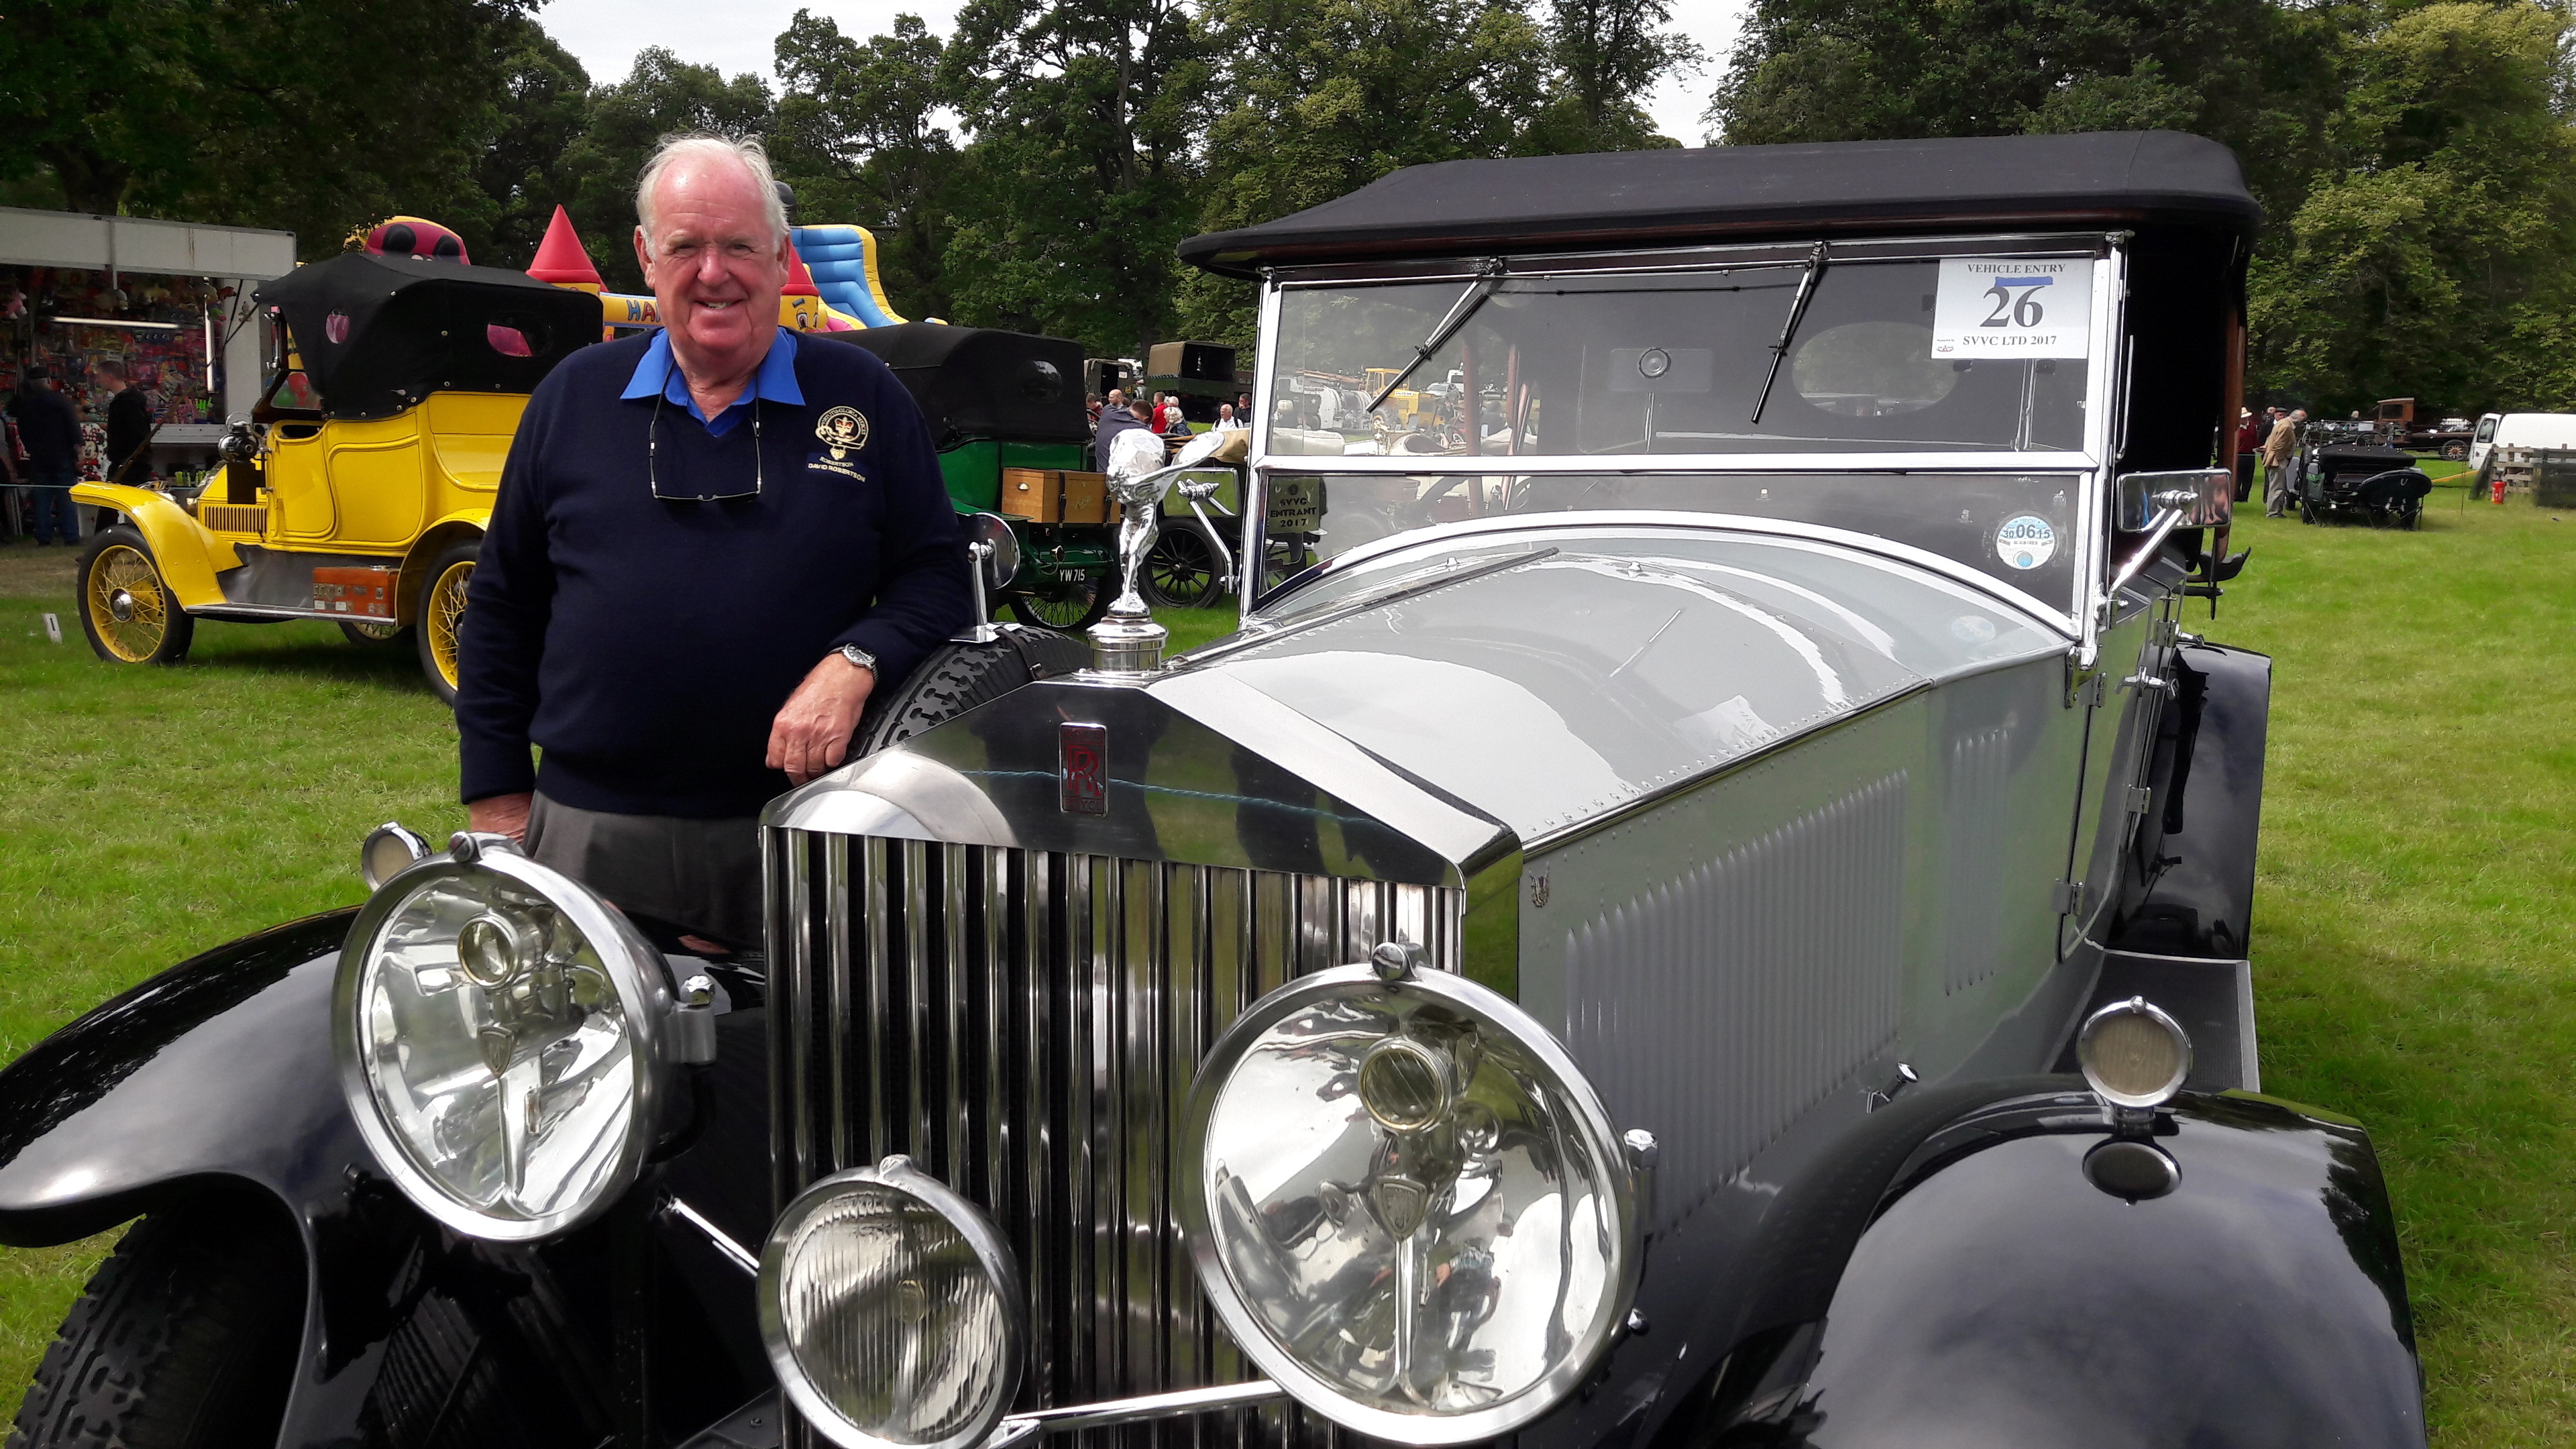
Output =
[
  {"x1": 1751, "y1": 241, "x2": 1829, "y2": 425},
  {"x1": 1368, "y1": 258, "x2": 1505, "y2": 413}
]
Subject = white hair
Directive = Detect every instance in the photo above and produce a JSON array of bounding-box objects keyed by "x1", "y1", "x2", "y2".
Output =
[{"x1": 635, "y1": 133, "x2": 789, "y2": 250}]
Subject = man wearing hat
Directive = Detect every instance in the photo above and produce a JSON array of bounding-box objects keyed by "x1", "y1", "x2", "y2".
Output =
[{"x1": 6, "y1": 367, "x2": 83, "y2": 546}]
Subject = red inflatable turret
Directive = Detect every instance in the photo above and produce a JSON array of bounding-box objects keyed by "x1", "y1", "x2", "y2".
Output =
[
  {"x1": 527, "y1": 206, "x2": 604, "y2": 290},
  {"x1": 784, "y1": 239, "x2": 820, "y2": 298}
]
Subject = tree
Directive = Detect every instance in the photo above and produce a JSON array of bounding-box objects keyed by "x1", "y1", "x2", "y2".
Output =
[
  {"x1": 772, "y1": 9, "x2": 959, "y2": 319},
  {"x1": 0, "y1": 0, "x2": 205, "y2": 214},
  {"x1": 2251, "y1": 3, "x2": 2576, "y2": 411},
  {"x1": 472, "y1": 15, "x2": 596, "y2": 270},
  {"x1": 559, "y1": 48, "x2": 776, "y2": 292},
  {"x1": 1699, "y1": 0, "x2": 2576, "y2": 412},
  {"x1": 938, "y1": 0, "x2": 1216, "y2": 355},
  {"x1": 1, "y1": 0, "x2": 541, "y2": 258},
  {"x1": 1526, "y1": 0, "x2": 1705, "y2": 152},
  {"x1": 1181, "y1": 0, "x2": 1555, "y2": 343},
  {"x1": 1707, "y1": 0, "x2": 2351, "y2": 231}
]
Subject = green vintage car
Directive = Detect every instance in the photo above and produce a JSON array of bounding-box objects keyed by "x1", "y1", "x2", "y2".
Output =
[{"x1": 833, "y1": 322, "x2": 1116, "y2": 629}]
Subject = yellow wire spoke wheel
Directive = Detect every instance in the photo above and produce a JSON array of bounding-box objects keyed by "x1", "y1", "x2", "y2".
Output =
[
  {"x1": 426, "y1": 560, "x2": 473, "y2": 689},
  {"x1": 85, "y1": 543, "x2": 174, "y2": 663}
]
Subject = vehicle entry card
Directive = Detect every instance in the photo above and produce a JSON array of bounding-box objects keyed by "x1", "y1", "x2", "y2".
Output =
[{"x1": 1931, "y1": 258, "x2": 2093, "y2": 359}]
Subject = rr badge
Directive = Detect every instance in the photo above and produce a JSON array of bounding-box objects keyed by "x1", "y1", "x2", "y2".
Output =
[
  {"x1": 815, "y1": 405, "x2": 870, "y2": 460},
  {"x1": 1059, "y1": 723, "x2": 1108, "y2": 815}
]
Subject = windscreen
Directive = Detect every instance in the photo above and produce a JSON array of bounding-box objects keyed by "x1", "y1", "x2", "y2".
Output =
[{"x1": 1268, "y1": 254, "x2": 2098, "y2": 458}]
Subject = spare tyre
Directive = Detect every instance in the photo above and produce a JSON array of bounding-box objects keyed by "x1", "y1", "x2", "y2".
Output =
[{"x1": 852, "y1": 625, "x2": 1091, "y2": 757}]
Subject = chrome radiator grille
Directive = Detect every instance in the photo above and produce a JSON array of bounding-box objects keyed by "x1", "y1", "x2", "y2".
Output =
[{"x1": 765, "y1": 826, "x2": 1464, "y2": 1443}]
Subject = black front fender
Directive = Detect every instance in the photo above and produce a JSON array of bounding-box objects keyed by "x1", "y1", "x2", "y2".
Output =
[
  {"x1": 1668, "y1": 1089, "x2": 2424, "y2": 1448},
  {"x1": 0, "y1": 910, "x2": 365, "y2": 1246},
  {"x1": 0, "y1": 910, "x2": 778, "y2": 1445}
]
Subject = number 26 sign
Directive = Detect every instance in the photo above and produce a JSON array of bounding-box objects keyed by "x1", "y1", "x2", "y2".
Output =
[{"x1": 1931, "y1": 257, "x2": 2093, "y2": 360}]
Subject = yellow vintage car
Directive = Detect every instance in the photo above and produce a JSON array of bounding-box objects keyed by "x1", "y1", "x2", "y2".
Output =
[{"x1": 70, "y1": 250, "x2": 599, "y2": 701}]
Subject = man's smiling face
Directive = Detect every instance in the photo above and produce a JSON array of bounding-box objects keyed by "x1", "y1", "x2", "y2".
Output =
[{"x1": 635, "y1": 156, "x2": 789, "y2": 385}]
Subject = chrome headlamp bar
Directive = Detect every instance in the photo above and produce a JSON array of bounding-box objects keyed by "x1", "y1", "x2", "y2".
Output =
[{"x1": 333, "y1": 830, "x2": 708, "y2": 1242}]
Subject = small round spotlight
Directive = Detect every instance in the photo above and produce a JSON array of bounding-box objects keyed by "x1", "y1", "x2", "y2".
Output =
[
  {"x1": 761, "y1": 1157, "x2": 1026, "y2": 1449},
  {"x1": 360, "y1": 822, "x2": 432, "y2": 890},
  {"x1": 2076, "y1": 997, "x2": 2192, "y2": 1110}
]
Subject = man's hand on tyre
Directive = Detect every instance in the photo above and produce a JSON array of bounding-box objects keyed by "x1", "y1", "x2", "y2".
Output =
[{"x1": 769, "y1": 652, "x2": 876, "y2": 786}]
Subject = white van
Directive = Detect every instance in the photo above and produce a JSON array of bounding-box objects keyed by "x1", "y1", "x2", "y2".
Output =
[{"x1": 2467, "y1": 412, "x2": 2576, "y2": 476}]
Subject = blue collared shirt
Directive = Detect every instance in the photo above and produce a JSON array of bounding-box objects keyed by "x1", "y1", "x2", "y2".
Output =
[{"x1": 619, "y1": 326, "x2": 805, "y2": 436}]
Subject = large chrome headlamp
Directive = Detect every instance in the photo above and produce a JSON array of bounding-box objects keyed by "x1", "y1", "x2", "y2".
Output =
[
  {"x1": 760, "y1": 1156, "x2": 1026, "y2": 1449},
  {"x1": 1181, "y1": 961, "x2": 1641, "y2": 1444},
  {"x1": 333, "y1": 833, "x2": 701, "y2": 1241}
]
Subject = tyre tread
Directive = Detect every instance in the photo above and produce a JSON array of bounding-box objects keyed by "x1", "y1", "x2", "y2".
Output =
[
  {"x1": 7, "y1": 1203, "x2": 303, "y2": 1449},
  {"x1": 853, "y1": 628, "x2": 1087, "y2": 756}
]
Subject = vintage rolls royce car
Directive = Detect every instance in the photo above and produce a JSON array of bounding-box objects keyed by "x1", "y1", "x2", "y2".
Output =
[{"x1": 0, "y1": 131, "x2": 2424, "y2": 1449}]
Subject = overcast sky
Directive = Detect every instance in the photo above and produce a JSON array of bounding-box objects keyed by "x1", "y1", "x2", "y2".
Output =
[{"x1": 537, "y1": 0, "x2": 1748, "y2": 149}]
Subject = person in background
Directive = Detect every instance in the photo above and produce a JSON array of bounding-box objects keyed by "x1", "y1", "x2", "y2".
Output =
[
  {"x1": 2234, "y1": 407, "x2": 2262, "y2": 502},
  {"x1": 98, "y1": 360, "x2": 154, "y2": 484},
  {"x1": 96, "y1": 359, "x2": 155, "y2": 533},
  {"x1": 0, "y1": 400, "x2": 22, "y2": 541},
  {"x1": 1215, "y1": 402, "x2": 1242, "y2": 431},
  {"x1": 1161, "y1": 398, "x2": 1193, "y2": 437},
  {"x1": 1096, "y1": 387, "x2": 1146, "y2": 458},
  {"x1": 1236, "y1": 392, "x2": 1253, "y2": 423},
  {"x1": 2261, "y1": 408, "x2": 2305, "y2": 517},
  {"x1": 7, "y1": 367, "x2": 82, "y2": 546}
]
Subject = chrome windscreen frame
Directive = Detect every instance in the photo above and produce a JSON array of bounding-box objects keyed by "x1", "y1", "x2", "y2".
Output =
[{"x1": 1237, "y1": 230, "x2": 2138, "y2": 644}]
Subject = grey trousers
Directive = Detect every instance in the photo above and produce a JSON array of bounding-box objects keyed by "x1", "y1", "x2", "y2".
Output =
[{"x1": 524, "y1": 792, "x2": 764, "y2": 949}]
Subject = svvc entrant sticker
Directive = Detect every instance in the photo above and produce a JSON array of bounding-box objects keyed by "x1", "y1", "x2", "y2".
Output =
[
  {"x1": 1932, "y1": 257, "x2": 2094, "y2": 359},
  {"x1": 1995, "y1": 515, "x2": 2057, "y2": 570}
]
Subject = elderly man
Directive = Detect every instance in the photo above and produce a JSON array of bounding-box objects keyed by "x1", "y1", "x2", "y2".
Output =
[
  {"x1": 455, "y1": 133, "x2": 971, "y2": 948},
  {"x1": 2261, "y1": 408, "x2": 2305, "y2": 517}
]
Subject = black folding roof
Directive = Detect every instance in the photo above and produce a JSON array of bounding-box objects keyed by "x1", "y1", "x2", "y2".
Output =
[
  {"x1": 818, "y1": 323, "x2": 1087, "y2": 446},
  {"x1": 1179, "y1": 131, "x2": 2259, "y2": 278},
  {"x1": 260, "y1": 252, "x2": 600, "y2": 419}
]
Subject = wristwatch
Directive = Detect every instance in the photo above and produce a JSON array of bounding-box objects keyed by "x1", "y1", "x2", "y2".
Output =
[{"x1": 837, "y1": 643, "x2": 877, "y2": 677}]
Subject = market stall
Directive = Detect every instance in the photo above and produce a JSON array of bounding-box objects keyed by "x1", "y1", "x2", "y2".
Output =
[{"x1": 0, "y1": 209, "x2": 294, "y2": 527}]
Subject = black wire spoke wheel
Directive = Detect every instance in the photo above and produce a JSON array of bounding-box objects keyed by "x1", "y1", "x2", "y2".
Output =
[
  {"x1": 1007, "y1": 570, "x2": 1113, "y2": 631},
  {"x1": 1140, "y1": 523, "x2": 1222, "y2": 608}
]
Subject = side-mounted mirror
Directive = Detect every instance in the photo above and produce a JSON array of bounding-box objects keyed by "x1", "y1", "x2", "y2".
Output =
[
  {"x1": 953, "y1": 511, "x2": 1022, "y2": 646},
  {"x1": 2114, "y1": 468, "x2": 2233, "y2": 531},
  {"x1": 967, "y1": 511, "x2": 1020, "y2": 594}
]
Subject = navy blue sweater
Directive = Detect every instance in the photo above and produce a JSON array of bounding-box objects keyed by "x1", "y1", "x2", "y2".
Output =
[{"x1": 456, "y1": 331, "x2": 971, "y2": 817}]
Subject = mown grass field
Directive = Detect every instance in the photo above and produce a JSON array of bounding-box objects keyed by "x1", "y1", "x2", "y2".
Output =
[{"x1": 0, "y1": 488, "x2": 2569, "y2": 1438}]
